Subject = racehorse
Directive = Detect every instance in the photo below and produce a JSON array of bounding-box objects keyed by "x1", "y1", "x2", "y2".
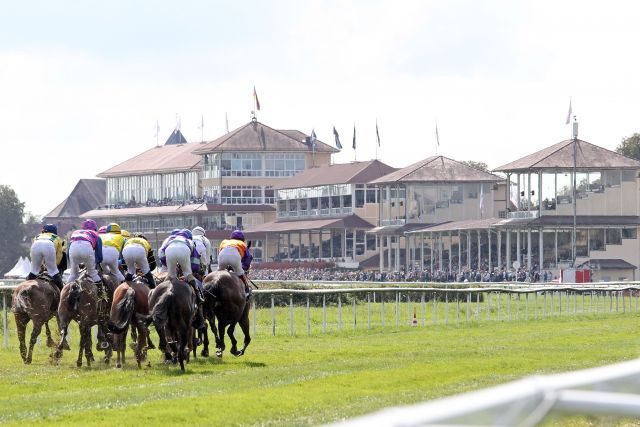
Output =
[
  {"x1": 149, "y1": 277, "x2": 196, "y2": 371},
  {"x1": 12, "y1": 275, "x2": 62, "y2": 364},
  {"x1": 53, "y1": 271, "x2": 117, "y2": 367},
  {"x1": 201, "y1": 270, "x2": 251, "y2": 358},
  {"x1": 108, "y1": 277, "x2": 151, "y2": 368}
]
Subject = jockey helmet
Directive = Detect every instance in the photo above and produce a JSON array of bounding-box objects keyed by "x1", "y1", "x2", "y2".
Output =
[
  {"x1": 81, "y1": 219, "x2": 98, "y2": 231},
  {"x1": 98, "y1": 226, "x2": 107, "y2": 234},
  {"x1": 134, "y1": 233, "x2": 147, "y2": 241},
  {"x1": 170, "y1": 229, "x2": 180, "y2": 235},
  {"x1": 192, "y1": 226, "x2": 206, "y2": 236},
  {"x1": 106, "y1": 223, "x2": 121, "y2": 234},
  {"x1": 178, "y1": 228, "x2": 193, "y2": 240},
  {"x1": 230, "y1": 229, "x2": 245, "y2": 241},
  {"x1": 43, "y1": 224, "x2": 57, "y2": 234},
  {"x1": 121, "y1": 230, "x2": 131, "y2": 238}
]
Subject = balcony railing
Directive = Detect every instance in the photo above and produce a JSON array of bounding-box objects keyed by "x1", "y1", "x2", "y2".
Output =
[{"x1": 507, "y1": 210, "x2": 539, "y2": 219}]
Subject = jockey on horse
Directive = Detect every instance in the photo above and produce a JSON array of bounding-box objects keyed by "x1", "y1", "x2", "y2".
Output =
[
  {"x1": 192, "y1": 226, "x2": 212, "y2": 274},
  {"x1": 159, "y1": 228, "x2": 205, "y2": 302},
  {"x1": 217, "y1": 230, "x2": 253, "y2": 297},
  {"x1": 100, "y1": 223, "x2": 127, "y2": 283},
  {"x1": 122, "y1": 233, "x2": 157, "y2": 288},
  {"x1": 68, "y1": 219, "x2": 106, "y2": 294},
  {"x1": 27, "y1": 223, "x2": 67, "y2": 290}
]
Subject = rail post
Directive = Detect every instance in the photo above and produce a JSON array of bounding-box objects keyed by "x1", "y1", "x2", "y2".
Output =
[{"x1": 3, "y1": 293, "x2": 8, "y2": 350}]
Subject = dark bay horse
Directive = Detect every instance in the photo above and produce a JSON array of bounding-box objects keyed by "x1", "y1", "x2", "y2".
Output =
[
  {"x1": 149, "y1": 277, "x2": 196, "y2": 371},
  {"x1": 12, "y1": 275, "x2": 61, "y2": 364},
  {"x1": 202, "y1": 270, "x2": 251, "y2": 358},
  {"x1": 108, "y1": 277, "x2": 151, "y2": 368},
  {"x1": 53, "y1": 272, "x2": 117, "y2": 367}
]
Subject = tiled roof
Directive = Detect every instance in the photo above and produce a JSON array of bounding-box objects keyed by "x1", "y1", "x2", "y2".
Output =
[
  {"x1": 246, "y1": 214, "x2": 374, "y2": 233},
  {"x1": 494, "y1": 139, "x2": 640, "y2": 172},
  {"x1": 192, "y1": 121, "x2": 339, "y2": 154},
  {"x1": 276, "y1": 160, "x2": 397, "y2": 190},
  {"x1": 44, "y1": 179, "x2": 106, "y2": 219},
  {"x1": 370, "y1": 156, "x2": 503, "y2": 184},
  {"x1": 97, "y1": 142, "x2": 201, "y2": 177}
]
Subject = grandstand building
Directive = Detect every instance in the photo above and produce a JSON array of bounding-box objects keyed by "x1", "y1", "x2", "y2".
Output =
[
  {"x1": 245, "y1": 160, "x2": 396, "y2": 265},
  {"x1": 81, "y1": 121, "x2": 338, "y2": 261}
]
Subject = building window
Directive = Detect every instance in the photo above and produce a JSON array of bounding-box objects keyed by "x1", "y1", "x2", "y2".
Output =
[
  {"x1": 221, "y1": 185, "x2": 265, "y2": 204},
  {"x1": 264, "y1": 153, "x2": 305, "y2": 177},
  {"x1": 221, "y1": 153, "x2": 263, "y2": 177}
]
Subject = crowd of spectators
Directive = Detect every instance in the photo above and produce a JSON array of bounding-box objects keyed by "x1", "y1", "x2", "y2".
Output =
[
  {"x1": 250, "y1": 260, "x2": 558, "y2": 283},
  {"x1": 98, "y1": 196, "x2": 209, "y2": 210}
]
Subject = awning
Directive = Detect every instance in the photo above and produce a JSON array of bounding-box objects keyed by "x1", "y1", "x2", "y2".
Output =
[
  {"x1": 586, "y1": 259, "x2": 637, "y2": 270},
  {"x1": 406, "y1": 218, "x2": 502, "y2": 234}
]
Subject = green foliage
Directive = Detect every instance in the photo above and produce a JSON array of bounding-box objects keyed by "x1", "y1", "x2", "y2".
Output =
[
  {"x1": 461, "y1": 160, "x2": 489, "y2": 172},
  {"x1": 0, "y1": 185, "x2": 25, "y2": 275},
  {"x1": 0, "y1": 307, "x2": 639, "y2": 425},
  {"x1": 615, "y1": 133, "x2": 640, "y2": 160}
]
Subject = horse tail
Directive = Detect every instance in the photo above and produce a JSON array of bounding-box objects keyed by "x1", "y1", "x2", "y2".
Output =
[
  {"x1": 108, "y1": 287, "x2": 135, "y2": 333},
  {"x1": 152, "y1": 289, "x2": 173, "y2": 330},
  {"x1": 67, "y1": 282, "x2": 81, "y2": 311},
  {"x1": 13, "y1": 286, "x2": 32, "y2": 313}
]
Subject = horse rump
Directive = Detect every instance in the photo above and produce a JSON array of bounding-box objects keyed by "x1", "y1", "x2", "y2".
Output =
[{"x1": 108, "y1": 287, "x2": 135, "y2": 333}]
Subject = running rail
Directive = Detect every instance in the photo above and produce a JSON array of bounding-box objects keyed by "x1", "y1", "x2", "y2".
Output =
[{"x1": 328, "y1": 358, "x2": 640, "y2": 426}]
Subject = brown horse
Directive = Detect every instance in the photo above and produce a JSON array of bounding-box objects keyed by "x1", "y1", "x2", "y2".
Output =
[
  {"x1": 53, "y1": 272, "x2": 117, "y2": 367},
  {"x1": 149, "y1": 277, "x2": 195, "y2": 371},
  {"x1": 108, "y1": 277, "x2": 151, "y2": 368},
  {"x1": 12, "y1": 275, "x2": 62, "y2": 364},
  {"x1": 201, "y1": 270, "x2": 251, "y2": 358}
]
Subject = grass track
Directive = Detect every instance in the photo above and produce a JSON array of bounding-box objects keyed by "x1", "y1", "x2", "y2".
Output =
[{"x1": 1, "y1": 310, "x2": 639, "y2": 426}]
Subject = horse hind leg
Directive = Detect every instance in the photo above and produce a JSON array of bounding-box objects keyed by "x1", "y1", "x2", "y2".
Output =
[
  {"x1": 77, "y1": 325, "x2": 86, "y2": 368},
  {"x1": 26, "y1": 320, "x2": 44, "y2": 364},
  {"x1": 215, "y1": 322, "x2": 227, "y2": 358},
  {"x1": 235, "y1": 309, "x2": 252, "y2": 357},
  {"x1": 15, "y1": 314, "x2": 28, "y2": 363},
  {"x1": 227, "y1": 322, "x2": 241, "y2": 357},
  {"x1": 45, "y1": 321, "x2": 56, "y2": 348}
]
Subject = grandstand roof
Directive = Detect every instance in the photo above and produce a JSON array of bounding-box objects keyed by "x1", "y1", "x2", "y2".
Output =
[
  {"x1": 275, "y1": 159, "x2": 397, "y2": 190},
  {"x1": 44, "y1": 179, "x2": 106, "y2": 219},
  {"x1": 192, "y1": 121, "x2": 338, "y2": 154},
  {"x1": 494, "y1": 139, "x2": 640, "y2": 172},
  {"x1": 81, "y1": 203, "x2": 275, "y2": 218},
  {"x1": 370, "y1": 155, "x2": 502, "y2": 185},
  {"x1": 246, "y1": 214, "x2": 373, "y2": 233}
]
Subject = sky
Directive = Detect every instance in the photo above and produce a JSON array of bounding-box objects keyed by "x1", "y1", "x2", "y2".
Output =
[{"x1": 2, "y1": 0, "x2": 640, "y2": 217}]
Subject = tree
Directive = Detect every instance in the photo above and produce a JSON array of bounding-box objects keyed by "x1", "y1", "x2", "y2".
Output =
[
  {"x1": 0, "y1": 185, "x2": 25, "y2": 275},
  {"x1": 461, "y1": 160, "x2": 490, "y2": 173},
  {"x1": 615, "y1": 133, "x2": 640, "y2": 161}
]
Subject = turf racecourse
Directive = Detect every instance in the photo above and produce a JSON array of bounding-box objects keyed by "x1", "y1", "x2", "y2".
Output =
[{"x1": 1, "y1": 312, "x2": 639, "y2": 426}]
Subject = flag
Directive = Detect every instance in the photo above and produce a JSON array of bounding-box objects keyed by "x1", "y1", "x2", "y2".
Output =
[
  {"x1": 310, "y1": 129, "x2": 317, "y2": 150},
  {"x1": 225, "y1": 112, "x2": 229, "y2": 133},
  {"x1": 352, "y1": 124, "x2": 356, "y2": 150},
  {"x1": 155, "y1": 120, "x2": 160, "y2": 137},
  {"x1": 565, "y1": 98, "x2": 572, "y2": 125},
  {"x1": 376, "y1": 120, "x2": 381, "y2": 147},
  {"x1": 333, "y1": 126, "x2": 342, "y2": 149},
  {"x1": 253, "y1": 86, "x2": 261, "y2": 111},
  {"x1": 435, "y1": 123, "x2": 440, "y2": 146}
]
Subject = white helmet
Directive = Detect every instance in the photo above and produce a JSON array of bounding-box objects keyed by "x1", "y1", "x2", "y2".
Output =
[{"x1": 192, "y1": 226, "x2": 206, "y2": 236}]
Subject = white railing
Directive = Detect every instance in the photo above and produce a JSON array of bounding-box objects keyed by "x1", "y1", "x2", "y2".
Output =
[{"x1": 508, "y1": 210, "x2": 539, "y2": 219}]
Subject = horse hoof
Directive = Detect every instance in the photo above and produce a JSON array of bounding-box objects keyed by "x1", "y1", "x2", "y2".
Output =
[
  {"x1": 47, "y1": 338, "x2": 57, "y2": 348},
  {"x1": 62, "y1": 341, "x2": 70, "y2": 351},
  {"x1": 76, "y1": 361, "x2": 82, "y2": 368},
  {"x1": 116, "y1": 363, "x2": 121, "y2": 368},
  {"x1": 100, "y1": 341, "x2": 110, "y2": 350},
  {"x1": 215, "y1": 351, "x2": 223, "y2": 358},
  {"x1": 147, "y1": 341, "x2": 156, "y2": 350},
  {"x1": 201, "y1": 349, "x2": 209, "y2": 357}
]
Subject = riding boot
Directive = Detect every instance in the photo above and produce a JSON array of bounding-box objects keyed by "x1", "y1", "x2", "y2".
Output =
[
  {"x1": 124, "y1": 272, "x2": 134, "y2": 282},
  {"x1": 143, "y1": 271, "x2": 156, "y2": 289},
  {"x1": 188, "y1": 278, "x2": 205, "y2": 304},
  {"x1": 239, "y1": 275, "x2": 252, "y2": 298},
  {"x1": 26, "y1": 272, "x2": 37, "y2": 281},
  {"x1": 52, "y1": 273, "x2": 64, "y2": 291}
]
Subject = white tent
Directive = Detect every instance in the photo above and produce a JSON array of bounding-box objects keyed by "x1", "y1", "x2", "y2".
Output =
[{"x1": 4, "y1": 256, "x2": 31, "y2": 279}]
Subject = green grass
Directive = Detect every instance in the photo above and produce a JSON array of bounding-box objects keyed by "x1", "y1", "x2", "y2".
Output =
[{"x1": 1, "y1": 307, "x2": 639, "y2": 426}]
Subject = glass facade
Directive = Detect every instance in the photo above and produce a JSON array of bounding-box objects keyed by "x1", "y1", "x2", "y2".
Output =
[
  {"x1": 203, "y1": 185, "x2": 274, "y2": 205},
  {"x1": 202, "y1": 152, "x2": 305, "y2": 178},
  {"x1": 277, "y1": 184, "x2": 363, "y2": 218},
  {"x1": 106, "y1": 171, "x2": 198, "y2": 205}
]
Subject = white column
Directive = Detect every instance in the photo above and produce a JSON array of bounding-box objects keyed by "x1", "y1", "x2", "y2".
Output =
[
  {"x1": 497, "y1": 230, "x2": 502, "y2": 270},
  {"x1": 488, "y1": 229, "x2": 492, "y2": 272},
  {"x1": 395, "y1": 236, "x2": 400, "y2": 271},
  {"x1": 539, "y1": 228, "x2": 544, "y2": 271},
  {"x1": 458, "y1": 231, "x2": 462, "y2": 272},
  {"x1": 379, "y1": 233, "x2": 384, "y2": 271},
  {"x1": 448, "y1": 232, "x2": 453, "y2": 273},
  {"x1": 527, "y1": 229, "x2": 532, "y2": 271},
  {"x1": 430, "y1": 233, "x2": 434, "y2": 273},
  {"x1": 438, "y1": 233, "x2": 443, "y2": 271},
  {"x1": 516, "y1": 230, "x2": 521, "y2": 265},
  {"x1": 352, "y1": 228, "x2": 356, "y2": 262},
  {"x1": 477, "y1": 230, "x2": 481, "y2": 269},
  {"x1": 506, "y1": 230, "x2": 511, "y2": 269},
  {"x1": 467, "y1": 232, "x2": 471, "y2": 269},
  {"x1": 387, "y1": 236, "x2": 392, "y2": 270},
  {"x1": 420, "y1": 233, "x2": 425, "y2": 270}
]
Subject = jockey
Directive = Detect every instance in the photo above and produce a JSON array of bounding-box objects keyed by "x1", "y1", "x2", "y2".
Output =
[
  {"x1": 68, "y1": 219, "x2": 103, "y2": 285},
  {"x1": 218, "y1": 229, "x2": 253, "y2": 296},
  {"x1": 191, "y1": 226, "x2": 212, "y2": 275},
  {"x1": 160, "y1": 228, "x2": 204, "y2": 302},
  {"x1": 27, "y1": 224, "x2": 66, "y2": 290},
  {"x1": 100, "y1": 223, "x2": 125, "y2": 282},
  {"x1": 98, "y1": 225, "x2": 107, "y2": 234},
  {"x1": 122, "y1": 233, "x2": 157, "y2": 288},
  {"x1": 158, "y1": 229, "x2": 180, "y2": 273}
]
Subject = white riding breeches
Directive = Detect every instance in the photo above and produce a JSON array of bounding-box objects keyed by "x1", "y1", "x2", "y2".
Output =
[
  {"x1": 101, "y1": 245, "x2": 125, "y2": 282},
  {"x1": 30, "y1": 239, "x2": 59, "y2": 276},
  {"x1": 68, "y1": 240, "x2": 101, "y2": 282},
  {"x1": 122, "y1": 244, "x2": 150, "y2": 275},
  {"x1": 165, "y1": 242, "x2": 194, "y2": 281},
  {"x1": 217, "y1": 246, "x2": 243, "y2": 276}
]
